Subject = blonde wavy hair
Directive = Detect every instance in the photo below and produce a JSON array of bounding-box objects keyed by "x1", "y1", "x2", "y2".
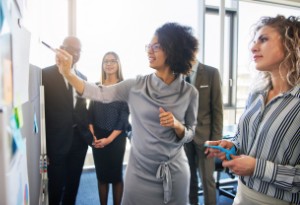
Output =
[{"x1": 250, "y1": 15, "x2": 300, "y2": 92}]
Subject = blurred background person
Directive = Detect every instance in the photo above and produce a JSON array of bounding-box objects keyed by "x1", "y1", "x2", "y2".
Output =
[
  {"x1": 42, "y1": 36, "x2": 89, "y2": 205},
  {"x1": 88, "y1": 51, "x2": 130, "y2": 205},
  {"x1": 184, "y1": 56, "x2": 223, "y2": 205}
]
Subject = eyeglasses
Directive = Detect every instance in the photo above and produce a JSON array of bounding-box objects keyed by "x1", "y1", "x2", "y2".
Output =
[
  {"x1": 145, "y1": 43, "x2": 161, "y2": 52},
  {"x1": 104, "y1": 59, "x2": 118, "y2": 65}
]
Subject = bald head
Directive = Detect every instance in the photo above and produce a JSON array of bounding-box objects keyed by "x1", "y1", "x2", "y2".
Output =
[
  {"x1": 61, "y1": 36, "x2": 82, "y2": 66},
  {"x1": 62, "y1": 36, "x2": 81, "y2": 47}
]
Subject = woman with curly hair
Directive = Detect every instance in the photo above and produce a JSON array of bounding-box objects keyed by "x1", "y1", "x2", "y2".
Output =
[
  {"x1": 56, "y1": 22, "x2": 199, "y2": 205},
  {"x1": 206, "y1": 15, "x2": 300, "y2": 205}
]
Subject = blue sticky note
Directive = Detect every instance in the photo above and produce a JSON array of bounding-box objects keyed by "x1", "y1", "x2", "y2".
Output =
[
  {"x1": 34, "y1": 113, "x2": 39, "y2": 134},
  {"x1": 10, "y1": 114, "x2": 25, "y2": 153},
  {"x1": 0, "y1": 0, "x2": 4, "y2": 32}
]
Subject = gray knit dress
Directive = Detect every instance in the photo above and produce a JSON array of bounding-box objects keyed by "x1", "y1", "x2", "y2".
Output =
[{"x1": 83, "y1": 73, "x2": 198, "y2": 205}]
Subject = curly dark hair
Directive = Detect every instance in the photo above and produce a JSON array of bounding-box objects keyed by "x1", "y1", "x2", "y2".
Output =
[{"x1": 155, "y1": 22, "x2": 198, "y2": 75}]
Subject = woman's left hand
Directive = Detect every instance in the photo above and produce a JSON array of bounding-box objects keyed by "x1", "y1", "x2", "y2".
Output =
[
  {"x1": 159, "y1": 107, "x2": 176, "y2": 128},
  {"x1": 94, "y1": 138, "x2": 112, "y2": 148},
  {"x1": 159, "y1": 107, "x2": 185, "y2": 138},
  {"x1": 222, "y1": 154, "x2": 256, "y2": 176},
  {"x1": 93, "y1": 138, "x2": 102, "y2": 148}
]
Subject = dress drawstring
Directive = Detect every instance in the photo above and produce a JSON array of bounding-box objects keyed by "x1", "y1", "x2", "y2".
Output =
[{"x1": 156, "y1": 162, "x2": 172, "y2": 204}]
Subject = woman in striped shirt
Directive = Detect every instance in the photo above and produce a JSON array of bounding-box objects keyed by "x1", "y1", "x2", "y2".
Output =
[{"x1": 206, "y1": 15, "x2": 300, "y2": 205}]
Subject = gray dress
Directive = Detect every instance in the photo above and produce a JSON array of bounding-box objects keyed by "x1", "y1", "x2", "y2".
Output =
[{"x1": 83, "y1": 73, "x2": 198, "y2": 205}]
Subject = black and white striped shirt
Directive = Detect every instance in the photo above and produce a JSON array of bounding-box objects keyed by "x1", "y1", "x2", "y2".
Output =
[{"x1": 232, "y1": 85, "x2": 300, "y2": 204}]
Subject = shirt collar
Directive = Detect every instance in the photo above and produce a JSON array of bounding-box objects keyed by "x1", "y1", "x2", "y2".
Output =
[
  {"x1": 191, "y1": 61, "x2": 199, "y2": 73},
  {"x1": 288, "y1": 85, "x2": 300, "y2": 99},
  {"x1": 188, "y1": 61, "x2": 199, "y2": 85}
]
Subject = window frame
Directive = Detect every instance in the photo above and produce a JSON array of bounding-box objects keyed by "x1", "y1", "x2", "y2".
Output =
[{"x1": 204, "y1": 7, "x2": 237, "y2": 109}]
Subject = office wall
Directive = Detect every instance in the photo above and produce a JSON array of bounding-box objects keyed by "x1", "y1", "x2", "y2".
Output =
[
  {"x1": 0, "y1": 0, "x2": 43, "y2": 204},
  {"x1": 26, "y1": 64, "x2": 42, "y2": 205}
]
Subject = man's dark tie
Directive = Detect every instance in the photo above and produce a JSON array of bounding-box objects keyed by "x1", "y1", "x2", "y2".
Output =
[
  {"x1": 185, "y1": 75, "x2": 191, "y2": 83},
  {"x1": 67, "y1": 83, "x2": 73, "y2": 105},
  {"x1": 68, "y1": 83, "x2": 72, "y2": 92}
]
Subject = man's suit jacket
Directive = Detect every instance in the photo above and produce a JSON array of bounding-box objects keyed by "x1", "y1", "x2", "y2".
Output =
[
  {"x1": 193, "y1": 63, "x2": 223, "y2": 145},
  {"x1": 42, "y1": 65, "x2": 91, "y2": 156}
]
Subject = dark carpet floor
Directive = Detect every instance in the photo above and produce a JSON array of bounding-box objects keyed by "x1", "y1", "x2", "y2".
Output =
[{"x1": 76, "y1": 167, "x2": 236, "y2": 205}]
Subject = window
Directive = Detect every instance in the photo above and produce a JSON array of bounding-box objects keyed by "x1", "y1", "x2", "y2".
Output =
[
  {"x1": 27, "y1": 0, "x2": 68, "y2": 68},
  {"x1": 204, "y1": 9, "x2": 235, "y2": 107},
  {"x1": 76, "y1": 0, "x2": 199, "y2": 82},
  {"x1": 203, "y1": 1, "x2": 238, "y2": 125}
]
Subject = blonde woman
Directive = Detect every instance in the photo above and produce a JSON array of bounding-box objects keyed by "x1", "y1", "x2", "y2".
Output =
[
  {"x1": 206, "y1": 15, "x2": 300, "y2": 205},
  {"x1": 88, "y1": 52, "x2": 130, "y2": 205}
]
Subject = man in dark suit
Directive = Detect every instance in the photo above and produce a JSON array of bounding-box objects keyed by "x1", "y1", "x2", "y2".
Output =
[
  {"x1": 42, "y1": 36, "x2": 92, "y2": 205},
  {"x1": 184, "y1": 60, "x2": 223, "y2": 205}
]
